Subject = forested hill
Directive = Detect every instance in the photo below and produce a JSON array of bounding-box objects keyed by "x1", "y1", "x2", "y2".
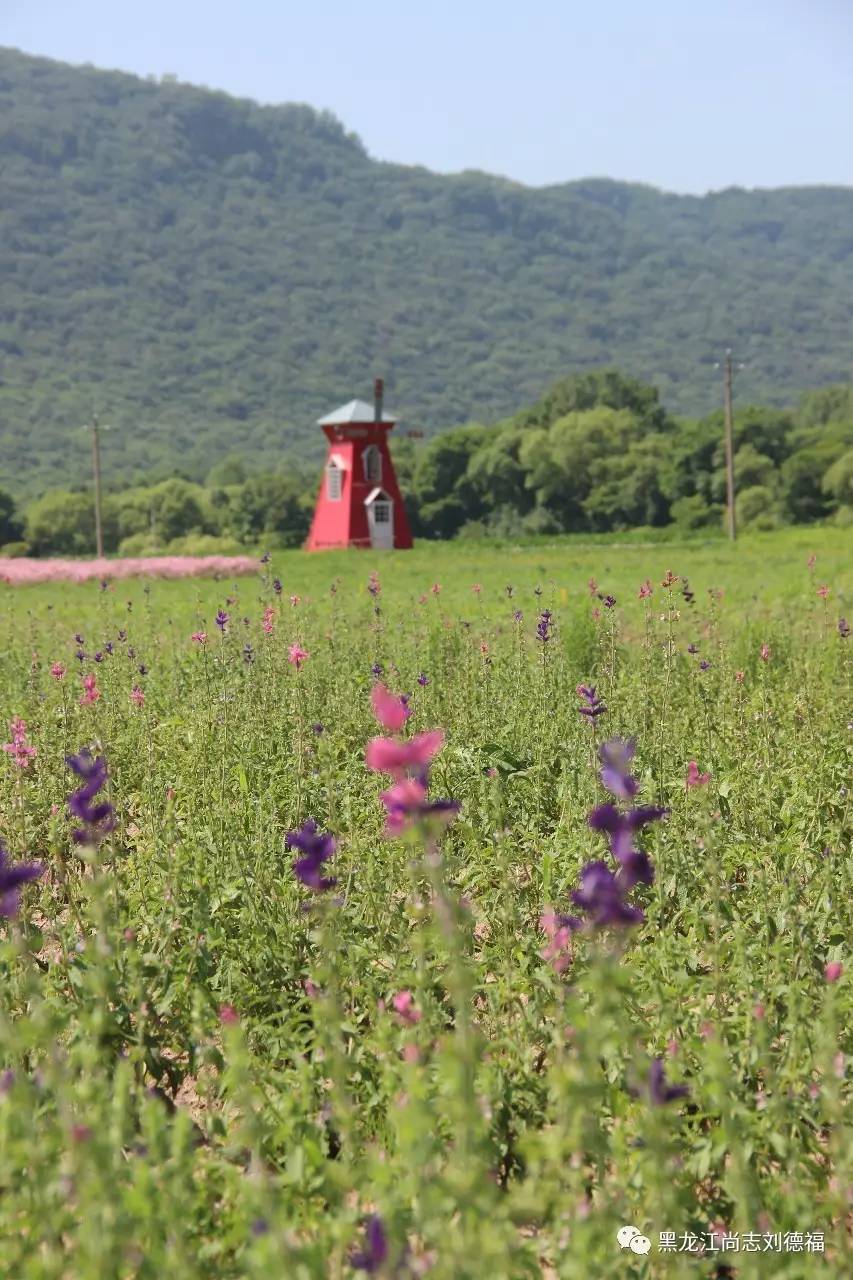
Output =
[{"x1": 2, "y1": 47, "x2": 853, "y2": 498}]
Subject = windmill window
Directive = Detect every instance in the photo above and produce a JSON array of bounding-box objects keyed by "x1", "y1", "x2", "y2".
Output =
[
  {"x1": 372, "y1": 501, "x2": 391, "y2": 524},
  {"x1": 326, "y1": 461, "x2": 343, "y2": 501},
  {"x1": 363, "y1": 445, "x2": 382, "y2": 483}
]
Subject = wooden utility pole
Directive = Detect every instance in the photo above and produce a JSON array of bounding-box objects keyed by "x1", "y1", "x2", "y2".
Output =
[
  {"x1": 721, "y1": 350, "x2": 737, "y2": 541},
  {"x1": 91, "y1": 414, "x2": 105, "y2": 558}
]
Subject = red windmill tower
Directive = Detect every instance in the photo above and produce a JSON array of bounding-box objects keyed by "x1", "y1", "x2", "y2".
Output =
[{"x1": 305, "y1": 378, "x2": 414, "y2": 551}]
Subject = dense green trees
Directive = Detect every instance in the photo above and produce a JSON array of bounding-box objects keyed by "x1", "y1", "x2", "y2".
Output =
[
  {"x1": 2, "y1": 48, "x2": 853, "y2": 501},
  {"x1": 3, "y1": 369, "x2": 850, "y2": 555}
]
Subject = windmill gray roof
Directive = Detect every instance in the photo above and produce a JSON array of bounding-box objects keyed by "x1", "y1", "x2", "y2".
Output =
[{"x1": 317, "y1": 398, "x2": 397, "y2": 426}]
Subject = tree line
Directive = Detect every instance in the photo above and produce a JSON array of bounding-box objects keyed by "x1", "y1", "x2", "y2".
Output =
[{"x1": 1, "y1": 370, "x2": 850, "y2": 557}]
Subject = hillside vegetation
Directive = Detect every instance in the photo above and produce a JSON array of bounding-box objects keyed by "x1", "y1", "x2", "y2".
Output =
[{"x1": 2, "y1": 47, "x2": 853, "y2": 498}]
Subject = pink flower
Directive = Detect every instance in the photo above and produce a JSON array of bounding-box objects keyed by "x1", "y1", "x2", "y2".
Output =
[
  {"x1": 261, "y1": 605, "x2": 275, "y2": 635},
  {"x1": 816, "y1": 584, "x2": 830, "y2": 599},
  {"x1": 130, "y1": 686, "x2": 145, "y2": 707},
  {"x1": 288, "y1": 643, "x2": 309, "y2": 669},
  {"x1": 662, "y1": 570, "x2": 678, "y2": 588},
  {"x1": 392, "y1": 990, "x2": 421, "y2": 1025},
  {"x1": 807, "y1": 554, "x2": 816, "y2": 571},
  {"x1": 191, "y1": 631, "x2": 207, "y2": 645},
  {"x1": 471, "y1": 583, "x2": 482, "y2": 595},
  {"x1": 638, "y1": 579, "x2": 653, "y2": 599},
  {"x1": 365, "y1": 730, "x2": 444, "y2": 778},
  {"x1": 587, "y1": 577, "x2": 598, "y2": 595},
  {"x1": 372, "y1": 683, "x2": 408, "y2": 732},
  {"x1": 759, "y1": 644, "x2": 771, "y2": 662},
  {"x1": 735, "y1": 670, "x2": 745, "y2": 684},
  {"x1": 540, "y1": 912, "x2": 575, "y2": 974},
  {"x1": 378, "y1": 777, "x2": 434, "y2": 836},
  {"x1": 752, "y1": 1002, "x2": 765, "y2": 1020},
  {"x1": 825, "y1": 961, "x2": 843, "y2": 983},
  {"x1": 591, "y1": 608, "x2": 601, "y2": 621},
  {"x1": 2, "y1": 717, "x2": 37, "y2": 769},
  {"x1": 50, "y1": 662, "x2": 66, "y2": 680},
  {"x1": 430, "y1": 583, "x2": 441, "y2": 595},
  {"x1": 685, "y1": 761, "x2": 711, "y2": 788},
  {"x1": 218, "y1": 1003, "x2": 240, "y2": 1025},
  {"x1": 289, "y1": 594, "x2": 301, "y2": 607},
  {"x1": 79, "y1": 674, "x2": 100, "y2": 705}
]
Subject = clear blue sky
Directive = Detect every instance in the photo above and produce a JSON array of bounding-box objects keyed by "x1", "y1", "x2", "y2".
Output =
[{"x1": 3, "y1": 0, "x2": 851, "y2": 193}]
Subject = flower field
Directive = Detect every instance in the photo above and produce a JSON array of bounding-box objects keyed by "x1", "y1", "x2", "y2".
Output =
[{"x1": 0, "y1": 527, "x2": 849, "y2": 1278}]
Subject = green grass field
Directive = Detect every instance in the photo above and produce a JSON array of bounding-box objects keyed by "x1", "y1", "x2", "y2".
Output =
[{"x1": 0, "y1": 526, "x2": 850, "y2": 1278}]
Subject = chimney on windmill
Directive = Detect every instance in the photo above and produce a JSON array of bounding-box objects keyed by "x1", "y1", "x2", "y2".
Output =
[{"x1": 305, "y1": 377, "x2": 414, "y2": 551}]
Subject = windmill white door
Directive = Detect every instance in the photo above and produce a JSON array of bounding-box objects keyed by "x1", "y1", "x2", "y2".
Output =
[{"x1": 365, "y1": 489, "x2": 394, "y2": 549}]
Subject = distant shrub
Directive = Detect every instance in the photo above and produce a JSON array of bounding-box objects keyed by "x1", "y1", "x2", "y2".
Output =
[
  {"x1": 165, "y1": 533, "x2": 248, "y2": 556},
  {"x1": 670, "y1": 494, "x2": 723, "y2": 530}
]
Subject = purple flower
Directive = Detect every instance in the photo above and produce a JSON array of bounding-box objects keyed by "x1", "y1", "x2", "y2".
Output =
[
  {"x1": 312, "y1": 723, "x2": 325, "y2": 735},
  {"x1": 104, "y1": 642, "x2": 114, "y2": 655},
  {"x1": 243, "y1": 644, "x2": 254, "y2": 664},
  {"x1": 0, "y1": 840, "x2": 43, "y2": 918},
  {"x1": 285, "y1": 819, "x2": 336, "y2": 893},
  {"x1": 215, "y1": 610, "x2": 229, "y2": 631},
  {"x1": 66, "y1": 750, "x2": 116, "y2": 844},
  {"x1": 687, "y1": 644, "x2": 699, "y2": 655},
  {"x1": 417, "y1": 672, "x2": 429, "y2": 687},
  {"x1": 537, "y1": 609, "x2": 552, "y2": 643},
  {"x1": 839, "y1": 618, "x2": 850, "y2": 639},
  {"x1": 93, "y1": 651, "x2": 104, "y2": 663},
  {"x1": 513, "y1": 610, "x2": 523, "y2": 623},
  {"x1": 371, "y1": 663, "x2": 384, "y2": 677},
  {"x1": 570, "y1": 861, "x2": 645, "y2": 928},
  {"x1": 598, "y1": 737, "x2": 640, "y2": 801},
  {"x1": 117, "y1": 630, "x2": 127, "y2": 642},
  {"x1": 588, "y1": 803, "x2": 666, "y2": 864},
  {"x1": 272, "y1": 578, "x2": 282, "y2": 596},
  {"x1": 646, "y1": 1058, "x2": 689, "y2": 1106},
  {"x1": 138, "y1": 664, "x2": 148, "y2": 676},
  {"x1": 351, "y1": 1215, "x2": 388, "y2": 1274},
  {"x1": 74, "y1": 634, "x2": 84, "y2": 645},
  {"x1": 577, "y1": 685, "x2": 607, "y2": 720},
  {"x1": 599, "y1": 594, "x2": 616, "y2": 609},
  {"x1": 699, "y1": 659, "x2": 711, "y2": 671},
  {"x1": 260, "y1": 552, "x2": 271, "y2": 565},
  {"x1": 681, "y1": 580, "x2": 695, "y2": 605},
  {"x1": 75, "y1": 650, "x2": 85, "y2": 663}
]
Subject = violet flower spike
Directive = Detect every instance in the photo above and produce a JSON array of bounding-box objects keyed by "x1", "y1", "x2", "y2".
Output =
[
  {"x1": 598, "y1": 737, "x2": 640, "y2": 801},
  {"x1": 588, "y1": 802, "x2": 667, "y2": 862},
  {"x1": 350, "y1": 1215, "x2": 388, "y2": 1274},
  {"x1": 577, "y1": 685, "x2": 607, "y2": 719},
  {"x1": 570, "y1": 860, "x2": 645, "y2": 928},
  {"x1": 66, "y1": 750, "x2": 116, "y2": 844},
  {"x1": 647, "y1": 1057, "x2": 689, "y2": 1106},
  {"x1": 285, "y1": 819, "x2": 336, "y2": 893},
  {"x1": 0, "y1": 840, "x2": 43, "y2": 918}
]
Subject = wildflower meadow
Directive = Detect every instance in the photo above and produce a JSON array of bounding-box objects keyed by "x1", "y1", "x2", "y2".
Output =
[{"x1": 0, "y1": 526, "x2": 849, "y2": 1278}]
